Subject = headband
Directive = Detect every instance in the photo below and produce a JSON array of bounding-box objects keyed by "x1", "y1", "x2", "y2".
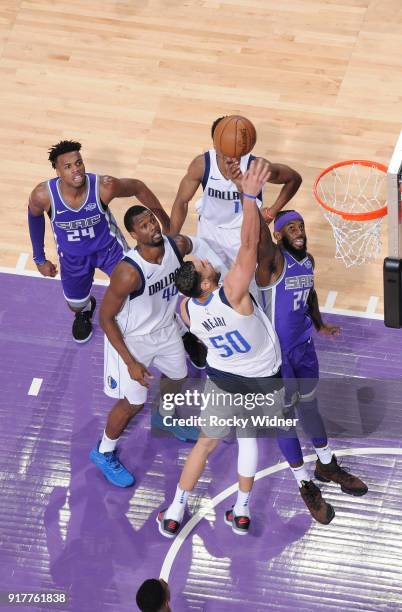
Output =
[{"x1": 274, "y1": 211, "x2": 304, "y2": 232}]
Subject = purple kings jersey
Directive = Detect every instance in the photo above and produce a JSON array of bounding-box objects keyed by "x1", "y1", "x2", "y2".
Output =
[
  {"x1": 47, "y1": 173, "x2": 128, "y2": 256},
  {"x1": 257, "y1": 250, "x2": 314, "y2": 353}
]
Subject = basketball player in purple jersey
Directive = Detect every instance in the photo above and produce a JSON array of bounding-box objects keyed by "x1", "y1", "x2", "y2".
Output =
[
  {"x1": 27, "y1": 140, "x2": 170, "y2": 343},
  {"x1": 256, "y1": 209, "x2": 368, "y2": 498}
]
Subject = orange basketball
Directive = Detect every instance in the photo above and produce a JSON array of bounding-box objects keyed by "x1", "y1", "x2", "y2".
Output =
[{"x1": 213, "y1": 115, "x2": 257, "y2": 158}]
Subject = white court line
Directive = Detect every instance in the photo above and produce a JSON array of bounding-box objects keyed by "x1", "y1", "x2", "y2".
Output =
[
  {"x1": 0, "y1": 266, "x2": 384, "y2": 320},
  {"x1": 366, "y1": 296, "x2": 379, "y2": 315},
  {"x1": 0, "y1": 266, "x2": 109, "y2": 285},
  {"x1": 28, "y1": 377, "x2": 43, "y2": 396},
  {"x1": 324, "y1": 290, "x2": 338, "y2": 309},
  {"x1": 160, "y1": 447, "x2": 402, "y2": 581},
  {"x1": 320, "y1": 306, "x2": 383, "y2": 321},
  {"x1": 16, "y1": 252, "x2": 29, "y2": 272}
]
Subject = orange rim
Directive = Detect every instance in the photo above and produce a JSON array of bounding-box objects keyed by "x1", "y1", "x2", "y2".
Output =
[{"x1": 313, "y1": 159, "x2": 388, "y2": 221}]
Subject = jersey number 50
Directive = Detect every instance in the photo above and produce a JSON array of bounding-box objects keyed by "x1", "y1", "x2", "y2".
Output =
[{"x1": 209, "y1": 330, "x2": 251, "y2": 357}]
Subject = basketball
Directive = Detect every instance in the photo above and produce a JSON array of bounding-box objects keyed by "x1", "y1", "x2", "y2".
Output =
[{"x1": 213, "y1": 115, "x2": 257, "y2": 158}]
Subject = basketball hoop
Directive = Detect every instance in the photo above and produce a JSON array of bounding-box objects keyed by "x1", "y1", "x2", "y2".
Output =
[{"x1": 313, "y1": 160, "x2": 388, "y2": 267}]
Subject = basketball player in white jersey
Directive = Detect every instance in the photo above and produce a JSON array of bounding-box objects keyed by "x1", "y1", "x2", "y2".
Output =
[
  {"x1": 89, "y1": 205, "x2": 221, "y2": 487},
  {"x1": 169, "y1": 116, "x2": 302, "y2": 275},
  {"x1": 157, "y1": 159, "x2": 287, "y2": 538}
]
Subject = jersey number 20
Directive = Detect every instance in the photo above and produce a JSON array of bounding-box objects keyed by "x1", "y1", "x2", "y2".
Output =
[{"x1": 210, "y1": 330, "x2": 251, "y2": 357}]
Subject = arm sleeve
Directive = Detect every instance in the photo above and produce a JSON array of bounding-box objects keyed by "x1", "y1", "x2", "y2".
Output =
[{"x1": 28, "y1": 208, "x2": 46, "y2": 264}]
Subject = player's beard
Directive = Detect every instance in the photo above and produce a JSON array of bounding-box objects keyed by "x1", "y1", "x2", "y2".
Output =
[{"x1": 282, "y1": 235, "x2": 307, "y2": 260}]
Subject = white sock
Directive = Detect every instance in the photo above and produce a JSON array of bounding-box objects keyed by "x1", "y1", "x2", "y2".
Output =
[
  {"x1": 158, "y1": 398, "x2": 172, "y2": 418},
  {"x1": 99, "y1": 430, "x2": 119, "y2": 454},
  {"x1": 233, "y1": 488, "x2": 251, "y2": 518},
  {"x1": 166, "y1": 485, "x2": 189, "y2": 522},
  {"x1": 290, "y1": 464, "x2": 310, "y2": 487},
  {"x1": 315, "y1": 445, "x2": 333, "y2": 465}
]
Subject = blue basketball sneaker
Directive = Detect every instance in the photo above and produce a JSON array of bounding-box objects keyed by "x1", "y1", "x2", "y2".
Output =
[
  {"x1": 151, "y1": 411, "x2": 199, "y2": 442},
  {"x1": 89, "y1": 442, "x2": 135, "y2": 487}
]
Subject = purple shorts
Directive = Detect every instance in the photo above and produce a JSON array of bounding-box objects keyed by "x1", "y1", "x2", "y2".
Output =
[
  {"x1": 60, "y1": 240, "x2": 124, "y2": 303},
  {"x1": 281, "y1": 337, "x2": 319, "y2": 406}
]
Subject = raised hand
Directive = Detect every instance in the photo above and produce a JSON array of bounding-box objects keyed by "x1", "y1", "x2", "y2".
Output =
[
  {"x1": 241, "y1": 158, "x2": 272, "y2": 197},
  {"x1": 224, "y1": 159, "x2": 243, "y2": 190}
]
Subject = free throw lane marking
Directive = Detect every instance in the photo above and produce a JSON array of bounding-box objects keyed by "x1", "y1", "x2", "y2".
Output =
[
  {"x1": 28, "y1": 378, "x2": 43, "y2": 396},
  {"x1": 160, "y1": 447, "x2": 402, "y2": 581},
  {"x1": 16, "y1": 252, "x2": 29, "y2": 272},
  {"x1": 366, "y1": 296, "x2": 379, "y2": 314},
  {"x1": 324, "y1": 290, "x2": 338, "y2": 309}
]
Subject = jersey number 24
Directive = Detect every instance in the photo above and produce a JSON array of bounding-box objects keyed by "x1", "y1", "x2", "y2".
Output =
[
  {"x1": 67, "y1": 227, "x2": 95, "y2": 242},
  {"x1": 293, "y1": 289, "x2": 310, "y2": 310}
]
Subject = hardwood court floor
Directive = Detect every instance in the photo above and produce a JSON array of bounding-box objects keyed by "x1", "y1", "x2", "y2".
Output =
[{"x1": 1, "y1": 0, "x2": 402, "y2": 313}]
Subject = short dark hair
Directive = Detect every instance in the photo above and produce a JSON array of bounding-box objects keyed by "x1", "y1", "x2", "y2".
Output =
[
  {"x1": 124, "y1": 205, "x2": 149, "y2": 232},
  {"x1": 136, "y1": 579, "x2": 167, "y2": 612},
  {"x1": 48, "y1": 140, "x2": 82, "y2": 168},
  {"x1": 175, "y1": 261, "x2": 202, "y2": 297},
  {"x1": 211, "y1": 116, "x2": 227, "y2": 138}
]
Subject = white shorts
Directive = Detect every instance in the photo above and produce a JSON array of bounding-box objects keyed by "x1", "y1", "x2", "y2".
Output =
[
  {"x1": 197, "y1": 215, "x2": 240, "y2": 273},
  {"x1": 196, "y1": 213, "x2": 258, "y2": 297},
  {"x1": 104, "y1": 323, "x2": 188, "y2": 405}
]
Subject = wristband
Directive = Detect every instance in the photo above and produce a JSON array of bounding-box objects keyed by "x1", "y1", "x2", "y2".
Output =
[
  {"x1": 242, "y1": 193, "x2": 257, "y2": 200},
  {"x1": 28, "y1": 208, "x2": 46, "y2": 264}
]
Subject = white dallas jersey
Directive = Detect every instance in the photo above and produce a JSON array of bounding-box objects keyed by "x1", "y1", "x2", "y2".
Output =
[
  {"x1": 116, "y1": 236, "x2": 182, "y2": 336},
  {"x1": 196, "y1": 149, "x2": 263, "y2": 229},
  {"x1": 187, "y1": 286, "x2": 281, "y2": 377}
]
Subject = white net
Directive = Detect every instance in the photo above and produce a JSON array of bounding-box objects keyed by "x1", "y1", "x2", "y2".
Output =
[{"x1": 315, "y1": 162, "x2": 387, "y2": 267}]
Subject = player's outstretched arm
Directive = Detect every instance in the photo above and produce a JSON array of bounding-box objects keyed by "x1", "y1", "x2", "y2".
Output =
[
  {"x1": 99, "y1": 175, "x2": 170, "y2": 234},
  {"x1": 99, "y1": 262, "x2": 152, "y2": 387},
  {"x1": 261, "y1": 161, "x2": 302, "y2": 222},
  {"x1": 225, "y1": 159, "x2": 272, "y2": 305},
  {"x1": 170, "y1": 155, "x2": 204, "y2": 235},
  {"x1": 255, "y1": 209, "x2": 284, "y2": 287},
  {"x1": 28, "y1": 183, "x2": 58, "y2": 277}
]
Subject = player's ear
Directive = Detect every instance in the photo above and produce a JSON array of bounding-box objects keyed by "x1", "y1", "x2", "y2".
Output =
[
  {"x1": 129, "y1": 228, "x2": 138, "y2": 241},
  {"x1": 273, "y1": 231, "x2": 281, "y2": 242}
]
